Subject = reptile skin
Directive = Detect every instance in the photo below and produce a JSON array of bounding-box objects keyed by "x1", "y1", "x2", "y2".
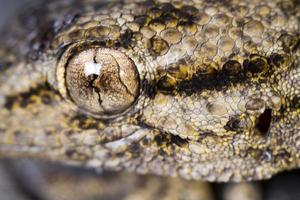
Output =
[{"x1": 0, "y1": 0, "x2": 299, "y2": 194}]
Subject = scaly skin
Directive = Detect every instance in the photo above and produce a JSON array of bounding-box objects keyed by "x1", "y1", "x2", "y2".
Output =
[{"x1": 0, "y1": 0, "x2": 299, "y2": 188}]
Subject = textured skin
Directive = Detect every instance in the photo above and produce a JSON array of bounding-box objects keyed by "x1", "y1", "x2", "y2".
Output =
[{"x1": 0, "y1": 0, "x2": 299, "y2": 187}]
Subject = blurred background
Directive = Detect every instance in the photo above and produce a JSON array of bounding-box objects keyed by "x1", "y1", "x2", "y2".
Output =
[
  {"x1": 0, "y1": 0, "x2": 29, "y2": 28},
  {"x1": 0, "y1": 2, "x2": 30, "y2": 200}
]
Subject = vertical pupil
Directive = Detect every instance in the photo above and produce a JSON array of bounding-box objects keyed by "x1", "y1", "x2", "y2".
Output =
[{"x1": 87, "y1": 74, "x2": 100, "y2": 92}]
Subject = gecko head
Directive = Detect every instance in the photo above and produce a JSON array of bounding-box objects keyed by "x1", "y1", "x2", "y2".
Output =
[{"x1": 0, "y1": 0, "x2": 299, "y2": 182}]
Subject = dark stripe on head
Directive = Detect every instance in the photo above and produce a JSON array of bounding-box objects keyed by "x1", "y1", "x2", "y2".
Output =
[
  {"x1": 4, "y1": 84, "x2": 59, "y2": 110},
  {"x1": 156, "y1": 53, "x2": 290, "y2": 95}
]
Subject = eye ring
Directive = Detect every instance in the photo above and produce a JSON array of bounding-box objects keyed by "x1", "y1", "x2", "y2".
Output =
[{"x1": 56, "y1": 42, "x2": 140, "y2": 119}]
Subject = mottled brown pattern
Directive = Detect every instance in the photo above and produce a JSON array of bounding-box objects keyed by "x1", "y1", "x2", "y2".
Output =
[{"x1": 0, "y1": 1, "x2": 299, "y2": 197}]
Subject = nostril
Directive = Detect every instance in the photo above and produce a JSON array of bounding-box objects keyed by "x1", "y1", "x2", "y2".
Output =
[{"x1": 256, "y1": 108, "x2": 272, "y2": 134}]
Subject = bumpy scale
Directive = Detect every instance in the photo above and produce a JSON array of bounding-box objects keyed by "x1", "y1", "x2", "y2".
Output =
[{"x1": 0, "y1": 0, "x2": 299, "y2": 185}]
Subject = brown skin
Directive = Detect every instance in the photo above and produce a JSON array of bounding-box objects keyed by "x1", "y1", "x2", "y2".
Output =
[{"x1": 0, "y1": 0, "x2": 299, "y2": 189}]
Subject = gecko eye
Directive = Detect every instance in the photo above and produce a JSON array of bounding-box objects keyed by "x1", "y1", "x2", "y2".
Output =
[{"x1": 64, "y1": 48, "x2": 139, "y2": 117}]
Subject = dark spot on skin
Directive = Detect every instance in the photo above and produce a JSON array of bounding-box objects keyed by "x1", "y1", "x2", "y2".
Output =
[
  {"x1": 160, "y1": 13, "x2": 177, "y2": 23},
  {"x1": 177, "y1": 20, "x2": 196, "y2": 33},
  {"x1": 119, "y1": 30, "x2": 134, "y2": 48},
  {"x1": 134, "y1": 15, "x2": 149, "y2": 26},
  {"x1": 154, "y1": 132, "x2": 189, "y2": 148},
  {"x1": 173, "y1": 8, "x2": 191, "y2": 19},
  {"x1": 141, "y1": 79, "x2": 157, "y2": 99},
  {"x1": 222, "y1": 60, "x2": 242, "y2": 77},
  {"x1": 278, "y1": 105, "x2": 287, "y2": 116},
  {"x1": 255, "y1": 109, "x2": 272, "y2": 134},
  {"x1": 292, "y1": 38, "x2": 300, "y2": 51},
  {"x1": 160, "y1": 3, "x2": 176, "y2": 13},
  {"x1": 273, "y1": 149, "x2": 291, "y2": 163},
  {"x1": 65, "y1": 149, "x2": 77, "y2": 157},
  {"x1": 224, "y1": 120, "x2": 239, "y2": 131},
  {"x1": 196, "y1": 66, "x2": 218, "y2": 80},
  {"x1": 278, "y1": 33, "x2": 299, "y2": 52},
  {"x1": 154, "y1": 134, "x2": 169, "y2": 146},
  {"x1": 149, "y1": 18, "x2": 166, "y2": 27},
  {"x1": 196, "y1": 131, "x2": 215, "y2": 140},
  {"x1": 141, "y1": 138, "x2": 151, "y2": 146},
  {"x1": 159, "y1": 149, "x2": 168, "y2": 156},
  {"x1": 157, "y1": 75, "x2": 177, "y2": 93},
  {"x1": 148, "y1": 7, "x2": 162, "y2": 18},
  {"x1": 243, "y1": 55, "x2": 269, "y2": 76},
  {"x1": 128, "y1": 143, "x2": 142, "y2": 158},
  {"x1": 34, "y1": 92, "x2": 53, "y2": 106},
  {"x1": 224, "y1": 117, "x2": 244, "y2": 131},
  {"x1": 165, "y1": 62, "x2": 189, "y2": 80},
  {"x1": 19, "y1": 98, "x2": 35, "y2": 108},
  {"x1": 4, "y1": 96, "x2": 15, "y2": 110},
  {"x1": 269, "y1": 53, "x2": 286, "y2": 67},
  {"x1": 170, "y1": 135, "x2": 189, "y2": 147},
  {"x1": 115, "y1": 152, "x2": 125, "y2": 157},
  {"x1": 70, "y1": 115, "x2": 101, "y2": 130},
  {"x1": 291, "y1": 96, "x2": 300, "y2": 109},
  {"x1": 4, "y1": 84, "x2": 55, "y2": 110},
  {"x1": 181, "y1": 5, "x2": 199, "y2": 16}
]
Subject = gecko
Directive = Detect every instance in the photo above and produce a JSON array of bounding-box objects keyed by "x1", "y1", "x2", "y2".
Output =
[{"x1": 0, "y1": 0, "x2": 299, "y2": 199}]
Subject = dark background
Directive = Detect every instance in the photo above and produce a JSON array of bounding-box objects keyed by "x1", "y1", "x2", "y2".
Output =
[{"x1": 0, "y1": 0, "x2": 28, "y2": 28}]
